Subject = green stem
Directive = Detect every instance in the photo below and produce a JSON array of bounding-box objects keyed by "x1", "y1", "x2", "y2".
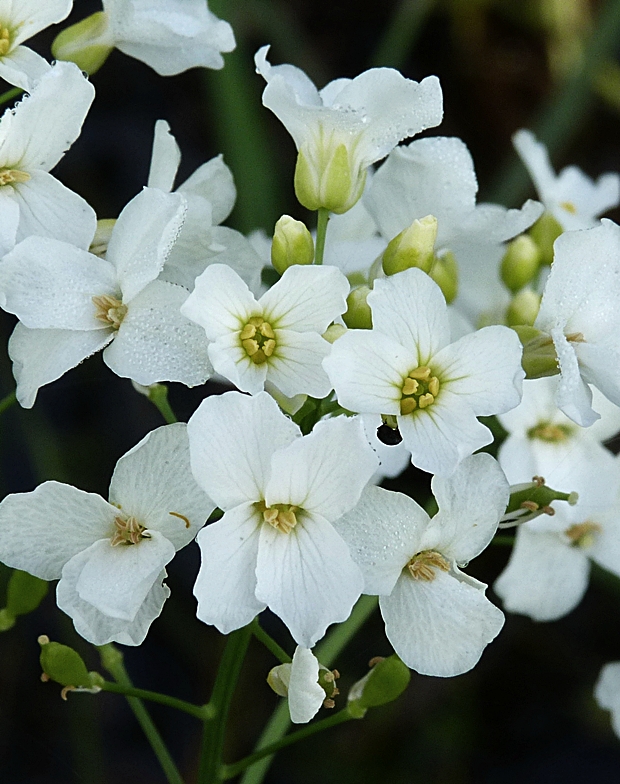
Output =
[
  {"x1": 198, "y1": 625, "x2": 253, "y2": 784},
  {"x1": 98, "y1": 644, "x2": 185, "y2": 784},
  {"x1": 0, "y1": 87, "x2": 21, "y2": 107},
  {"x1": 100, "y1": 681, "x2": 211, "y2": 720},
  {"x1": 147, "y1": 384, "x2": 178, "y2": 424},
  {"x1": 492, "y1": 535, "x2": 515, "y2": 547},
  {"x1": 240, "y1": 595, "x2": 378, "y2": 784},
  {"x1": 314, "y1": 208, "x2": 330, "y2": 265},
  {"x1": 251, "y1": 619, "x2": 291, "y2": 663},
  {"x1": 0, "y1": 390, "x2": 16, "y2": 417},
  {"x1": 222, "y1": 709, "x2": 353, "y2": 780}
]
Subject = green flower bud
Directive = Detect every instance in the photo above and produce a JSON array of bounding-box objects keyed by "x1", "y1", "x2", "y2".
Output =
[
  {"x1": 348, "y1": 655, "x2": 410, "y2": 717},
  {"x1": 89, "y1": 218, "x2": 116, "y2": 258},
  {"x1": 52, "y1": 12, "x2": 114, "y2": 76},
  {"x1": 429, "y1": 251, "x2": 458, "y2": 304},
  {"x1": 271, "y1": 215, "x2": 314, "y2": 275},
  {"x1": 294, "y1": 144, "x2": 366, "y2": 214},
  {"x1": 322, "y1": 323, "x2": 347, "y2": 343},
  {"x1": 528, "y1": 211, "x2": 563, "y2": 266},
  {"x1": 0, "y1": 570, "x2": 48, "y2": 631},
  {"x1": 343, "y1": 286, "x2": 372, "y2": 329},
  {"x1": 267, "y1": 663, "x2": 291, "y2": 697},
  {"x1": 506, "y1": 287, "x2": 541, "y2": 327},
  {"x1": 382, "y1": 215, "x2": 437, "y2": 276},
  {"x1": 38, "y1": 636, "x2": 103, "y2": 695},
  {"x1": 500, "y1": 235, "x2": 541, "y2": 292},
  {"x1": 513, "y1": 326, "x2": 559, "y2": 379}
]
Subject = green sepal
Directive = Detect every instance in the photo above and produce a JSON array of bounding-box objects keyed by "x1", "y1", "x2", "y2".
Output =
[
  {"x1": 343, "y1": 286, "x2": 373, "y2": 329},
  {"x1": 528, "y1": 211, "x2": 563, "y2": 266},
  {"x1": 348, "y1": 654, "x2": 410, "y2": 717},
  {"x1": 500, "y1": 235, "x2": 541, "y2": 292},
  {"x1": 429, "y1": 251, "x2": 458, "y2": 304},
  {"x1": 512, "y1": 326, "x2": 559, "y2": 379}
]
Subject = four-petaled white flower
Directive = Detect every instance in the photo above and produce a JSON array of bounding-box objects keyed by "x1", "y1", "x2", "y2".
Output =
[
  {"x1": 0, "y1": 60, "x2": 96, "y2": 255},
  {"x1": 323, "y1": 267, "x2": 524, "y2": 476},
  {"x1": 188, "y1": 391, "x2": 379, "y2": 647},
  {"x1": 0, "y1": 187, "x2": 213, "y2": 407},
  {"x1": 255, "y1": 45, "x2": 443, "y2": 213},
  {"x1": 0, "y1": 424, "x2": 215, "y2": 645},
  {"x1": 181, "y1": 263, "x2": 349, "y2": 400},
  {"x1": 514, "y1": 129, "x2": 620, "y2": 231},
  {"x1": 534, "y1": 219, "x2": 620, "y2": 427},
  {"x1": 335, "y1": 453, "x2": 508, "y2": 677},
  {"x1": 0, "y1": 0, "x2": 72, "y2": 90}
]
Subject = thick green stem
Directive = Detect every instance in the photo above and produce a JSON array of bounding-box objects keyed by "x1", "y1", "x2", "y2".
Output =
[
  {"x1": 0, "y1": 390, "x2": 16, "y2": 417},
  {"x1": 100, "y1": 681, "x2": 211, "y2": 720},
  {"x1": 240, "y1": 595, "x2": 378, "y2": 784},
  {"x1": 147, "y1": 383, "x2": 178, "y2": 424},
  {"x1": 198, "y1": 625, "x2": 253, "y2": 784},
  {"x1": 98, "y1": 644, "x2": 184, "y2": 784},
  {"x1": 314, "y1": 208, "x2": 330, "y2": 265},
  {"x1": 251, "y1": 619, "x2": 291, "y2": 664},
  {"x1": 222, "y1": 709, "x2": 354, "y2": 779},
  {"x1": 0, "y1": 87, "x2": 21, "y2": 107}
]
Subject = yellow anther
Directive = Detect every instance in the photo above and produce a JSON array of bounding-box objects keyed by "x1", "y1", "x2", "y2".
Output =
[
  {"x1": 566, "y1": 332, "x2": 585, "y2": 343},
  {"x1": 169, "y1": 511, "x2": 191, "y2": 529},
  {"x1": 565, "y1": 521, "x2": 601, "y2": 549},
  {"x1": 0, "y1": 28, "x2": 10, "y2": 57},
  {"x1": 242, "y1": 338, "x2": 260, "y2": 356},
  {"x1": 92, "y1": 294, "x2": 127, "y2": 329},
  {"x1": 407, "y1": 550, "x2": 450, "y2": 582},
  {"x1": 240, "y1": 316, "x2": 277, "y2": 364},
  {"x1": 402, "y1": 377, "x2": 419, "y2": 396},
  {"x1": 262, "y1": 504, "x2": 298, "y2": 534},
  {"x1": 428, "y1": 377, "x2": 440, "y2": 396},
  {"x1": 110, "y1": 515, "x2": 149, "y2": 546},
  {"x1": 400, "y1": 398, "x2": 417, "y2": 415},
  {"x1": 408, "y1": 366, "x2": 431, "y2": 381},
  {"x1": 239, "y1": 323, "x2": 257, "y2": 341},
  {"x1": 559, "y1": 201, "x2": 577, "y2": 214},
  {"x1": 0, "y1": 169, "x2": 30, "y2": 186},
  {"x1": 260, "y1": 322, "x2": 275, "y2": 339},
  {"x1": 418, "y1": 393, "x2": 434, "y2": 408},
  {"x1": 528, "y1": 421, "x2": 573, "y2": 443},
  {"x1": 263, "y1": 339, "x2": 276, "y2": 357},
  {"x1": 400, "y1": 365, "x2": 440, "y2": 415}
]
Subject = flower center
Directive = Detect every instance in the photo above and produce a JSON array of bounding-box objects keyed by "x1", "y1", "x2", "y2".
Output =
[
  {"x1": 110, "y1": 515, "x2": 149, "y2": 546},
  {"x1": 559, "y1": 201, "x2": 577, "y2": 214},
  {"x1": 240, "y1": 316, "x2": 276, "y2": 365},
  {"x1": 527, "y1": 421, "x2": 574, "y2": 443},
  {"x1": 565, "y1": 521, "x2": 601, "y2": 549},
  {"x1": 92, "y1": 294, "x2": 127, "y2": 330},
  {"x1": 0, "y1": 27, "x2": 11, "y2": 56},
  {"x1": 406, "y1": 550, "x2": 450, "y2": 582},
  {"x1": 0, "y1": 168, "x2": 30, "y2": 186},
  {"x1": 258, "y1": 502, "x2": 298, "y2": 534},
  {"x1": 400, "y1": 366, "x2": 440, "y2": 415}
]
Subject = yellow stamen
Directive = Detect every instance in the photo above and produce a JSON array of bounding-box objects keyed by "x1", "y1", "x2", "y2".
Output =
[
  {"x1": 261, "y1": 503, "x2": 299, "y2": 534},
  {"x1": 418, "y1": 393, "x2": 434, "y2": 409},
  {"x1": 169, "y1": 511, "x2": 191, "y2": 529},
  {"x1": 0, "y1": 169, "x2": 30, "y2": 186},
  {"x1": 527, "y1": 421, "x2": 573, "y2": 443},
  {"x1": 408, "y1": 366, "x2": 431, "y2": 381},
  {"x1": 559, "y1": 201, "x2": 577, "y2": 214},
  {"x1": 0, "y1": 27, "x2": 11, "y2": 57},
  {"x1": 407, "y1": 550, "x2": 450, "y2": 582},
  {"x1": 240, "y1": 316, "x2": 277, "y2": 364},
  {"x1": 92, "y1": 294, "x2": 127, "y2": 329},
  {"x1": 400, "y1": 365, "x2": 440, "y2": 415},
  {"x1": 565, "y1": 521, "x2": 601, "y2": 549},
  {"x1": 110, "y1": 515, "x2": 149, "y2": 546}
]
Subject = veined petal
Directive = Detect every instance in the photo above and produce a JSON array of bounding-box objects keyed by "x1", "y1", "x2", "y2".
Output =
[
  {"x1": 103, "y1": 280, "x2": 212, "y2": 387},
  {"x1": 208, "y1": 331, "x2": 268, "y2": 395},
  {"x1": 323, "y1": 329, "x2": 413, "y2": 416},
  {"x1": 381, "y1": 569, "x2": 504, "y2": 677},
  {"x1": 8, "y1": 323, "x2": 113, "y2": 408},
  {"x1": 260, "y1": 265, "x2": 349, "y2": 333},
  {"x1": 7, "y1": 0, "x2": 73, "y2": 44},
  {"x1": 0, "y1": 46, "x2": 50, "y2": 92},
  {"x1": 552, "y1": 327, "x2": 598, "y2": 427},
  {"x1": 575, "y1": 342, "x2": 620, "y2": 409},
  {"x1": 267, "y1": 330, "x2": 332, "y2": 399},
  {"x1": 265, "y1": 415, "x2": 379, "y2": 519},
  {"x1": 193, "y1": 503, "x2": 265, "y2": 633},
  {"x1": 256, "y1": 512, "x2": 364, "y2": 647},
  {"x1": 147, "y1": 119, "x2": 181, "y2": 192},
  {"x1": 368, "y1": 269, "x2": 451, "y2": 363},
  {"x1": 334, "y1": 485, "x2": 426, "y2": 595},
  {"x1": 288, "y1": 647, "x2": 325, "y2": 724},
  {"x1": 187, "y1": 391, "x2": 300, "y2": 509},
  {"x1": 109, "y1": 423, "x2": 215, "y2": 550},
  {"x1": 73, "y1": 532, "x2": 175, "y2": 621},
  {"x1": 0, "y1": 481, "x2": 117, "y2": 580}
]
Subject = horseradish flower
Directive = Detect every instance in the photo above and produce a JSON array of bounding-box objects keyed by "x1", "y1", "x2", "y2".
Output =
[
  {"x1": 0, "y1": 187, "x2": 212, "y2": 407},
  {"x1": 0, "y1": 424, "x2": 215, "y2": 645},
  {"x1": 255, "y1": 46, "x2": 443, "y2": 213},
  {"x1": 181, "y1": 263, "x2": 349, "y2": 399},
  {"x1": 148, "y1": 120, "x2": 262, "y2": 294},
  {"x1": 267, "y1": 647, "x2": 331, "y2": 724},
  {"x1": 335, "y1": 453, "x2": 508, "y2": 676},
  {"x1": 514, "y1": 129, "x2": 620, "y2": 231},
  {"x1": 323, "y1": 267, "x2": 524, "y2": 476},
  {"x1": 188, "y1": 391, "x2": 378, "y2": 647},
  {"x1": 54, "y1": 0, "x2": 235, "y2": 76},
  {"x1": 0, "y1": 60, "x2": 96, "y2": 252},
  {"x1": 533, "y1": 219, "x2": 620, "y2": 426},
  {"x1": 0, "y1": 0, "x2": 72, "y2": 90},
  {"x1": 595, "y1": 663, "x2": 620, "y2": 738}
]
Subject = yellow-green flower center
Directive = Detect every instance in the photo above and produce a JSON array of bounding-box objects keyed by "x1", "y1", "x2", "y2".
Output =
[
  {"x1": 240, "y1": 316, "x2": 276, "y2": 364},
  {"x1": 92, "y1": 294, "x2": 127, "y2": 330},
  {"x1": 565, "y1": 521, "x2": 601, "y2": 549},
  {"x1": 110, "y1": 515, "x2": 149, "y2": 546},
  {"x1": 406, "y1": 550, "x2": 450, "y2": 582},
  {"x1": 0, "y1": 27, "x2": 11, "y2": 57},
  {"x1": 257, "y1": 501, "x2": 298, "y2": 534},
  {"x1": 0, "y1": 168, "x2": 30, "y2": 187},
  {"x1": 400, "y1": 366, "x2": 440, "y2": 415},
  {"x1": 527, "y1": 421, "x2": 574, "y2": 443}
]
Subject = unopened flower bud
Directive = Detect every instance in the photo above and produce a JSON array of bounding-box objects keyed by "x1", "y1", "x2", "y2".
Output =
[
  {"x1": 382, "y1": 215, "x2": 437, "y2": 276},
  {"x1": 513, "y1": 326, "x2": 559, "y2": 379},
  {"x1": 322, "y1": 323, "x2": 347, "y2": 343},
  {"x1": 348, "y1": 654, "x2": 410, "y2": 718},
  {"x1": 528, "y1": 212, "x2": 563, "y2": 266},
  {"x1": 500, "y1": 235, "x2": 541, "y2": 292},
  {"x1": 294, "y1": 144, "x2": 365, "y2": 214},
  {"x1": 506, "y1": 287, "x2": 541, "y2": 327},
  {"x1": 52, "y1": 12, "x2": 114, "y2": 76},
  {"x1": 429, "y1": 250, "x2": 458, "y2": 304},
  {"x1": 271, "y1": 216, "x2": 314, "y2": 274},
  {"x1": 267, "y1": 663, "x2": 292, "y2": 696},
  {"x1": 89, "y1": 219, "x2": 116, "y2": 258},
  {"x1": 38, "y1": 636, "x2": 103, "y2": 694},
  {"x1": 343, "y1": 286, "x2": 372, "y2": 329}
]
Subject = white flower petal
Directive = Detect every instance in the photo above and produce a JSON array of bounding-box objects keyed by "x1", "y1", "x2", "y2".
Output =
[
  {"x1": 267, "y1": 330, "x2": 332, "y2": 399},
  {"x1": 575, "y1": 342, "x2": 620, "y2": 409},
  {"x1": 177, "y1": 154, "x2": 236, "y2": 226},
  {"x1": 208, "y1": 331, "x2": 268, "y2": 394},
  {"x1": 595, "y1": 662, "x2": 620, "y2": 738},
  {"x1": 7, "y1": 0, "x2": 73, "y2": 44},
  {"x1": 552, "y1": 327, "x2": 598, "y2": 427},
  {"x1": 288, "y1": 647, "x2": 324, "y2": 724},
  {"x1": 193, "y1": 503, "x2": 265, "y2": 633},
  {"x1": 147, "y1": 119, "x2": 181, "y2": 192},
  {"x1": 0, "y1": 46, "x2": 51, "y2": 92}
]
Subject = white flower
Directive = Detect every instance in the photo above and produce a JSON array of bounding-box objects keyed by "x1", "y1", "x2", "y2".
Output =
[
  {"x1": 534, "y1": 219, "x2": 620, "y2": 426},
  {"x1": 0, "y1": 60, "x2": 96, "y2": 254},
  {"x1": 323, "y1": 267, "x2": 524, "y2": 476},
  {"x1": 0, "y1": 424, "x2": 215, "y2": 645},
  {"x1": 181, "y1": 263, "x2": 349, "y2": 399},
  {"x1": 0, "y1": 0, "x2": 72, "y2": 90},
  {"x1": 255, "y1": 45, "x2": 443, "y2": 213},
  {"x1": 148, "y1": 119, "x2": 263, "y2": 294},
  {"x1": 363, "y1": 136, "x2": 543, "y2": 325},
  {"x1": 595, "y1": 662, "x2": 620, "y2": 738},
  {"x1": 188, "y1": 391, "x2": 379, "y2": 647},
  {"x1": 268, "y1": 646, "x2": 327, "y2": 724},
  {"x1": 335, "y1": 453, "x2": 508, "y2": 677},
  {"x1": 514, "y1": 129, "x2": 620, "y2": 231},
  {"x1": 0, "y1": 187, "x2": 212, "y2": 407}
]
